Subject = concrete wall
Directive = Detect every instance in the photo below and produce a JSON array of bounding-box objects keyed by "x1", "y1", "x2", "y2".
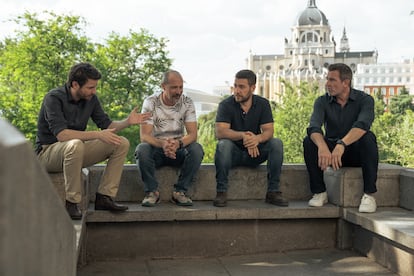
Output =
[{"x1": 0, "y1": 119, "x2": 76, "y2": 276}]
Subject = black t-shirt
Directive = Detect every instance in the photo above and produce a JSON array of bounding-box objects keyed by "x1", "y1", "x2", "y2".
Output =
[
  {"x1": 215, "y1": 94, "x2": 274, "y2": 148},
  {"x1": 35, "y1": 84, "x2": 112, "y2": 149}
]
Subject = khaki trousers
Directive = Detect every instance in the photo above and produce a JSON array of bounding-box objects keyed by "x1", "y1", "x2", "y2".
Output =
[{"x1": 38, "y1": 137, "x2": 129, "y2": 203}]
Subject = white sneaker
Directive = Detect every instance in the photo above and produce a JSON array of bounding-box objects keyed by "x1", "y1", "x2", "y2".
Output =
[
  {"x1": 142, "y1": 191, "x2": 160, "y2": 207},
  {"x1": 358, "y1": 194, "x2": 377, "y2": 213},
  {"x1": 308, "y1": 192, "x2": 328, "y2": 207}
]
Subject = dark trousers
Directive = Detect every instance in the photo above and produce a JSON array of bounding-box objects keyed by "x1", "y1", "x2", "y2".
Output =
[{"x1": 303, "y1": 131, "x2": 378, "y2": 194}]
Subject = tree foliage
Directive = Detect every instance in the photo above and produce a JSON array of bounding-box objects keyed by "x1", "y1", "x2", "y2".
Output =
[
  {"x1": 388, "y1": 88, "x2": 414, "y2": 115},
  {"x1": 0, "y1": 11, "x2": 171, "y2": 162},
  {"x1": 0, "y1": 11, "x2": 92, "y2": 141},
  {"x1": 273, "y1": 80, "x2": 320, "y2": 163}
]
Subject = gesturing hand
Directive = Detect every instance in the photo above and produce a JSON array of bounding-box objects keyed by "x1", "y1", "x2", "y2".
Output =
[{"x1": 127, "y1": 107, "x2": 151, "y2": 125}]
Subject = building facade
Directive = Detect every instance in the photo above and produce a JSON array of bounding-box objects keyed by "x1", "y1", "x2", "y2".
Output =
[
  {"x1": 247, "y1": 0, "x2": 377, "y2": 102},
  {"x1": 354, "y1": 59, "x2": 414, "y2": 106}
]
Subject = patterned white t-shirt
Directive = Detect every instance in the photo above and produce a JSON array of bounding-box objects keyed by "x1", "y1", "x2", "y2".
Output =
[{"x1": 141, "y1": 92, "x2": 197, "y2": 139}]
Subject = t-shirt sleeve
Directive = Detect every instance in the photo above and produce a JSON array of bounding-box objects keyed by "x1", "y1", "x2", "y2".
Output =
[
  {"x1": 215, "y1": 101, "x2": 231, "y2": 123},
  {"x1": 184, "y1": 97, "x2": 197, "y2": 122},
  {"x1": 260, "y1": 99, "x2": 274, "y2": 124}
]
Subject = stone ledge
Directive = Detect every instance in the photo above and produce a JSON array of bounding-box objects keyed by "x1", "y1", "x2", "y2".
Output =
[
  {"x1": 343, "y1": 207, "x2": 414, "y2": 251},
  {"x1": 400, "y1": 168, "x2": 414, "y2": 211},
  {"x1": 325, "y1": 164, "x2": 402, "y2": 208},
  {"x1": 88, "y1": 164, "x2": 312, "y2": 202},
  {"x1": 85, "y1": 200, "x2": 340, "y2": 223}
]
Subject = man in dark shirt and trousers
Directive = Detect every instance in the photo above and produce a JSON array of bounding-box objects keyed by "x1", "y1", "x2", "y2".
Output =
[
  {"x1": 36, "y1": 62, "x2": 150, "y2": 219},
  {"x1": 214, "y1": 69, "x2": 288, "y2": 207},
  {"x1": 304, "y1": 63, "x2": 378, "y2": 213}
]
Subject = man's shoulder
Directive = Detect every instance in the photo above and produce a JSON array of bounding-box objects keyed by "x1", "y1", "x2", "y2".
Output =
[
  {"x1": 219, "y1": 95, "x2": 235, "y2": 105},
  {"x1": 252, "y1": 94, "x2": 270, "y2": 104}
]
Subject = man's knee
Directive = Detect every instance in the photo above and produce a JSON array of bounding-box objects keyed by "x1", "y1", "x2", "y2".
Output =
[
  {"x1": 118, "y1": 136, "x2": 130, "y2": 150},
  {"x1": 64, "y1": 139, "x2": 85, "y2": 156},
  {"x1": 135, "y1": 142, "x2": 152, "y2": 160},
  {"x1": 269, "y1": 137, "x2": 283, "y2": 150},
  {"x1": 187, "y1": 142, "x2": 204, "y2": 161}
]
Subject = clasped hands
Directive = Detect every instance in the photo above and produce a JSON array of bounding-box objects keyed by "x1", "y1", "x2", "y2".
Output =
[
  {"x1": 318, "y1": 144, "x2": 345, "y2": 171},
  {"x1": 162, "y1": 138, "x2": 180, "y2": 159},
  {"x1": 243, "y1": 131, "x2": 260, "y2": 158}
]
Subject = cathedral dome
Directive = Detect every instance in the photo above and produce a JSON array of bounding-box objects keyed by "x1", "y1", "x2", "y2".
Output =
[{"x1": 297, "y1": 0, "x2": 328, "y2": 26}]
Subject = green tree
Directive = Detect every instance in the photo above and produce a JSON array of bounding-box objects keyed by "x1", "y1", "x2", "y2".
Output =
[
  {"x1": 0, "y1": 11, "x2": 92, "y2": 142},
  {"x1": 388, "y1": 88, "x2": 414, "y2": 116},
  {"x1": 197, "y1": 110, "x2": 217, "y2": 163},
  {"x1": 0, "y1": 11, "x2": 172, "y2": 163},
  {"x1": 273, "y1": 80, "x2": 320, "y2": 163}
]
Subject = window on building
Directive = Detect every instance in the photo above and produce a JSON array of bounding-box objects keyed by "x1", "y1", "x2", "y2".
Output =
[
  {"x1": 266, "y1": 65, "x2": 271, "y2": 71},
  {"x1": 305, "y1": 60, "x2": 308, "y2": 66},
  {"x1": 381, "y1": 87, "x2": 386, "y2": 95},
  {"x1": 390, "y1": 87, "x2": 395, "y2": 96}
]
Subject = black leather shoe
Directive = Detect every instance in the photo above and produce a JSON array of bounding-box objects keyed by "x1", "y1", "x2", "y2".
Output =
[
  {"x1": 95, "y1": 193, "x2": 128, "y2": 212},
  {"x1": 213, "y1": 192, "x2": 227, "y2": 207},
  {"x1": 65, "y1": 200, "x2": 82, "y2": 220},
  {"x1": 265, "y1": 191, "x2": 289, "y2": 207}
]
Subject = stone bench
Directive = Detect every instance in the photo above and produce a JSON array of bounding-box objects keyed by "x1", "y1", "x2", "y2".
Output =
[
  {"x1": 325, "y1": 163, "x2": 402, "y2": 208},
  {"x1": 88, "y1": 163, "x2": 312, "y2": 203}
]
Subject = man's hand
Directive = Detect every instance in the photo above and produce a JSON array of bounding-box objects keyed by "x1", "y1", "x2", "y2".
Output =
[
  {"x1": 243, "y1": 131, "x2": 260, "y2": 158},
  {"x1": 162, "y1": 138, "x2": 179, "y2": 159},
  {"x1": 331, "y1": 145, "x2": 345, "y2": 170},
  {"x1": 99, "y1": 128, "x2": 123, "y2": 145},
  {"x1": 127, "y1": 107, "x2": 151, "y2": 125},
  {"x1": 317, "y1": 146, "x2": 332, "y2": 171}
]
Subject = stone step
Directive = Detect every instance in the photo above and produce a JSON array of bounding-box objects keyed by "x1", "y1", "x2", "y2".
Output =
[
  {"x1": 82, "y1": 201, "x2": 340, "y2": 261},
  {"x1": 86, "y1": 200, "x2": 340, "y2": 223},
  {"x1": 343, "y1": 207, "x2": 414, "y2": 276}
]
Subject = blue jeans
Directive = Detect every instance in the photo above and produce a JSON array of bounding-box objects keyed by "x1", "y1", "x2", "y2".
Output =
[
  {"x1": 214, "y1": 138, "x2": 284, "y2": 192},
  {"x1": 135, "y1": 142, "x2": 204, "y2": 193}
]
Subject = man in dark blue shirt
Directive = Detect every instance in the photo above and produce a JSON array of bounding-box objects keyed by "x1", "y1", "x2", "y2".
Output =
[
  {"x1": 214, "y1": 69, "x2": 288, "y2": 207},
  {"x1": 36, "y1": 62, "x2": 150, "y2": 219},
  {"x1": 303, "y1": 63, "x2": 378, "y2": 213}
]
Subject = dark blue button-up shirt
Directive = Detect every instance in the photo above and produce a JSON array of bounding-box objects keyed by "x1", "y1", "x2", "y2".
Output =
[{"x1": 307, "y1": 88, "x2": 375, "y2": 140}]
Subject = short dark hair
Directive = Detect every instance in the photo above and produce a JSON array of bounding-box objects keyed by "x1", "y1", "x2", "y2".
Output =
[
  {"x1": 67, "y1": 62, "x2": 101, "y2": 88},
  {"x1": 235, "y1": 69, "x2": 256, "y2": 86},
  {"x1": 161, "y1": 70, "x2": 183, "y2": 85},
  {"x1": 328, "y1": 63, "x2": 353, "y2": 85}
]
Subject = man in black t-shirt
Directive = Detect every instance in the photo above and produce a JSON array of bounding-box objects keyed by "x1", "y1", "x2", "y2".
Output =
[
  {"x1": 214, "y1": 69, "x2": 288, "y2": 207},
  {"x1": 36, "y1": 63, "x2": 150, "y2": 219}
]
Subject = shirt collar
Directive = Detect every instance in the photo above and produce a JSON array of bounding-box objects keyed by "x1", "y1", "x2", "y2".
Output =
[{"x1": 328, "y1": 88, "x2": 357, "y2": 103}]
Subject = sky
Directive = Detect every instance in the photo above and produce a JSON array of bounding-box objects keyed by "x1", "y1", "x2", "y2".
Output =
[{"x1": 1, "y1": 0, "x2": 413, "y2": 93}]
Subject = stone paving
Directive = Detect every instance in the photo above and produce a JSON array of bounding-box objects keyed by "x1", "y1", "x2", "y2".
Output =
[{"x1": 78, "y1": 248, "x2": 397, "y2": 276}]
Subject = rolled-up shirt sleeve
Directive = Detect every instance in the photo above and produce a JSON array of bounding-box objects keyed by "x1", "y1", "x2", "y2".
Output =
[
  {"x1": 43, "y1": 94, "x2": 68, "y2": 137},
  {"x1": 352, "y1": 94, "x2": 374, "y2": 131},
  {"x1": 306, "y1": 97, "x2": 325, "y2": 137}
]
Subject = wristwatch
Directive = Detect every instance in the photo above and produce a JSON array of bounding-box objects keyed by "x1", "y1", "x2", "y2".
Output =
[
  {"x1": 336, "y1": 139, "x2": 347, "y2": 147},
  {"x1": 178, "y1": 139, "x2": 184, "y2": 149}
]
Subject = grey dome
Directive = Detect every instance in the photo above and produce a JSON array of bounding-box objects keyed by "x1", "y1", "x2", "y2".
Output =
[{"x1": 297, "y1": 0, "x2": 328, "y2": 26}]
